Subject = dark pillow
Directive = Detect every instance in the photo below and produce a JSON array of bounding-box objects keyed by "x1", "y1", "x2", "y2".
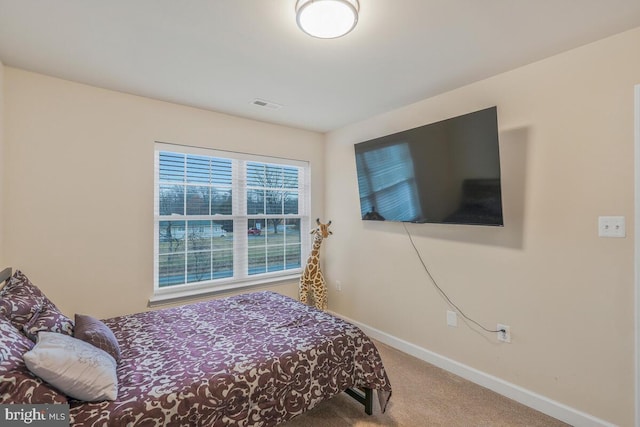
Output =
[
  {"x1": 0, "y1": 315, "x2": 67, "y2": 403},
  {"x1": 0, "y1": 270, "x2": 74, "y2": 341},
  {"x1": 74, "y1": 314, "x2": 122, "y2": 362},
  {"x1": 23, "y1": 300, "x2": 76, "y2": 342}
]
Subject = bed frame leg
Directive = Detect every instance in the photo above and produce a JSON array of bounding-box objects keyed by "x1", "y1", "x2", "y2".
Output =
[
  {"x1": 364, "y1": 387, "x2": 373, "y2": 415},
  {"x1": 345, "y1": 387, "x2": 374, "y2": 415}
]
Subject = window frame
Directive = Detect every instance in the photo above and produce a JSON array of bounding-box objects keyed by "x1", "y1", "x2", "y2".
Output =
[{"x1": 151, "y1": 142, "x2": 311, "y2": 304}]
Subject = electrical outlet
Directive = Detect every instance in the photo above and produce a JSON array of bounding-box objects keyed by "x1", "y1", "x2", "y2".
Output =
[
  {"x1": 497, "y1": 323, "x2": 511, "y2": 343},
  {"x1": 598, "y1": 216, "x2": 626, "y2": 238},
  {"x1": 446, "y1": 310, "x2": 457, "y2": 327},
  {"x1": 335, "y1": 280, "x2": 342, "y2": 291}
]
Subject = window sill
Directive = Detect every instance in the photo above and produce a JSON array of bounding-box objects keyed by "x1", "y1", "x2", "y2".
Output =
[{"x1": 148, "y1": 273, "x2": 301, "y2": 307}]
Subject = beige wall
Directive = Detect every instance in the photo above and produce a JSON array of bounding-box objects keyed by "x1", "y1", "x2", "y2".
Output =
[
  {"x1": 3, "y1": 68, "x2": 324, "y2": 318},
  {"x1": 324, "y1": 28, "x2": 640, "y2": 426},
  {"x1": 0, "y1": 59, "x2": 4, "y2": 267}
]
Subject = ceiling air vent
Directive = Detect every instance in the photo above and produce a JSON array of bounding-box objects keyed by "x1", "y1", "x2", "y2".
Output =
[{"x1": 251, "y1": 98, "x2": 282, "y2": 110}]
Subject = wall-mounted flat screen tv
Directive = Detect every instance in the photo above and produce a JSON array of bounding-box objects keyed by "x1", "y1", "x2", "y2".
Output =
[{"x1": 354, "y1": 106, "x2": 503, "y2": 226}]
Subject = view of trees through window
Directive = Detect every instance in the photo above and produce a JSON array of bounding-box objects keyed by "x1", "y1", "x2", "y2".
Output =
[{"x1": 156, "y1": 150, "x2": 306, "y2": 289}]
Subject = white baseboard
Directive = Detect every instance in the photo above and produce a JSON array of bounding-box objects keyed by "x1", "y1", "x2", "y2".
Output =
[{"x1": 331, "y1": 311, "x2": 617, "y2": 427}]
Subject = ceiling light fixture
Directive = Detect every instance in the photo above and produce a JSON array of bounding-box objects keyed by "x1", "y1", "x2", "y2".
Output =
[{"x1": 295, "y1": 0, "x2": 359, "y2": 39}]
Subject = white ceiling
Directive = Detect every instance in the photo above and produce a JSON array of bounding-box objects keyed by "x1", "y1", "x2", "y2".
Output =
[{"x1": 1, "y1": 0, "x2": 639, "y2": 133}]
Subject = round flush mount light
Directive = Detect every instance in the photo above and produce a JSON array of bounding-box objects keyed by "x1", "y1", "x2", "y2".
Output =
[{"x1": 295, "y1": 0, "x2": 360, "y2": 39}]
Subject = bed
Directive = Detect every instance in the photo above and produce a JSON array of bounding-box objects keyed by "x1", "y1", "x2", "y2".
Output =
[{"x1": 0, "y1": 267, "x2": 392, "y2": 426}]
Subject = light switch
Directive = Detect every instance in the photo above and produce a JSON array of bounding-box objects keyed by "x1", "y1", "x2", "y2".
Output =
[
  {"x1": 446, "y1": 310, "x2": 457, "y2": 327},
  {"x1": 598, "y1": 216, "x2": 626, "y2": 238}
]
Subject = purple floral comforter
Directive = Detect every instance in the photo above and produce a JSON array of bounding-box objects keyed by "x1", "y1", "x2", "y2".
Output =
[{"x1": 69, "y1": 291, "x2": 391, "y2": 426}]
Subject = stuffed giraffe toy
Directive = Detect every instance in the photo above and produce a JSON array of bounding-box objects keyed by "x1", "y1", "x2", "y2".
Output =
[{"x1": 299, "y1": 218, "x2": 332, "y2": 310}]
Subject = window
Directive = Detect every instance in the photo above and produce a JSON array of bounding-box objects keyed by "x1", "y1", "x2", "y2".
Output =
[{"x1": 153, "y1": 143, "x2": 310, "y2": 301}]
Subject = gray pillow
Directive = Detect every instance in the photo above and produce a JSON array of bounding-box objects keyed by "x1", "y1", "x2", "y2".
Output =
[{"x1": 23, "y1": 332, "x2": 118, "y2": 401}]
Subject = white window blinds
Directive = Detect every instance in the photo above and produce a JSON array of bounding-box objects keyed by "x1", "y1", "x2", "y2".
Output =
[{"x1": 153, "y1": 143, "x2": 311, "y2": 299}]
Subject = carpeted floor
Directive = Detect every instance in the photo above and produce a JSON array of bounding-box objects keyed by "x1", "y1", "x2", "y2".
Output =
[{"x1": 282, "y1": 341, "x2": 569, "y2": 426}]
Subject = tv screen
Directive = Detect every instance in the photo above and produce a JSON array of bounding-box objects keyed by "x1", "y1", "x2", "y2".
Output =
[{"x1": 354, "y1": 106, "x2": 503, "y2": 226}]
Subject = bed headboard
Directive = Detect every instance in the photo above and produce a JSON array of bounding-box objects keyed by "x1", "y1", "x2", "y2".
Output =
[{"x1": 0, "y1": 267, "x2": 12, "y2": 286}]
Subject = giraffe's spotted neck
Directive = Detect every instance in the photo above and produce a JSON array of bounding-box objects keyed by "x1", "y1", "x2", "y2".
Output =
[{"x1": 312, "y1": 231, "x2": 324, "y2": 249}]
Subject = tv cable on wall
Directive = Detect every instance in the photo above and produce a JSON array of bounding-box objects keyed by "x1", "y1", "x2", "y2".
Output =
[{"x1": 402, "y1": 222, "x2": 505, "y2": 335}]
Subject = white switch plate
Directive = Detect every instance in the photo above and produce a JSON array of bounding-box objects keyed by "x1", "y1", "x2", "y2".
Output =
[
  {"x1": 598, "y1": 216, "x2": 626, "y2": 238},
  {"x1": 446, "y1": 310, "x2": 457, "y2": 327}
]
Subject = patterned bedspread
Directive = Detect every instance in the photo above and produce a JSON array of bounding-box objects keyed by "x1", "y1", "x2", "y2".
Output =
[{"x1": 69, "y1": 291, "x2": 391, "y2": 426}]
